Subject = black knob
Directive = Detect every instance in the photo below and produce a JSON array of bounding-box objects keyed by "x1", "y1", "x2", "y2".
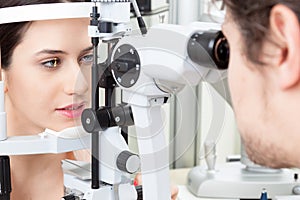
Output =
[
  {"x1": 0, "y1": 156, "x2": 11, "y2": 200},
  {"x1": 62, "y1": 194, "x2": 76, "y2": 200},
  {"x1": 81, "y1": 108, "x2": 106, "y2": 133}
]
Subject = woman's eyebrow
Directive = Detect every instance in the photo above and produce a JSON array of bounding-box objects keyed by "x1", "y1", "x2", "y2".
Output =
[
  {"x1": 34, "y1": 46, "x2": 93, "y2": 56},
  {"x1": 80, "y1": 46, "x2": 93, "y2": 54},
  {"x1": 35, "y1": 49, "x2": 67, "y2": 56}
]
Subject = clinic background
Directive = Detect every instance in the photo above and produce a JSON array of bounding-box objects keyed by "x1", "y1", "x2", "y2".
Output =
[{"x1": 98, "y1": 0, "x2": 241, "y2": 169}]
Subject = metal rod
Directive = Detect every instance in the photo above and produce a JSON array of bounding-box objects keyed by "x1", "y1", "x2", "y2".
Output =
[
  {"x1": 91, "y1": 40, "x2": 100, "y2": 189},
  {"x1": 105, "y1": 42, "x2": 115, "y2": 108},
  {"x1": 90, "y1": 3, "x2": 101, "y2": 189}
]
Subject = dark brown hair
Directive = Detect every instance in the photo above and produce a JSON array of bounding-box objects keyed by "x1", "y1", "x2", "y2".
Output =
[
  {"x1": 0, "y1": 0, "x2": 86, "y2": 69},
  {"x1": 223, "y1": 0, "x2": 300, "y2": 65}
]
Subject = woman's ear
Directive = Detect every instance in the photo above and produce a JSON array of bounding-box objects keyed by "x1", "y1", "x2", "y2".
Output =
[
  {"x1": 1, "y1": 70, "x2": 8, "y2": 93},
  {"x1": 1, "y1": 49, "x2": 8, "y2": 93},
  {"x1": 270, "y1": 4, "x2": 300, "y2": 90}
]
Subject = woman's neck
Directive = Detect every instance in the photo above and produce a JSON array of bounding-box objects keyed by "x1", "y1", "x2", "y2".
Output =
[{"x1": 10, "y1": 153, "x2": 68, "y2": 200}]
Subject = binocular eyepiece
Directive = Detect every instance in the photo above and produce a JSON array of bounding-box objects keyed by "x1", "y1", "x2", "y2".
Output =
[{"x1": 187, "y1": 31, "x2": 229, "y2": 70}]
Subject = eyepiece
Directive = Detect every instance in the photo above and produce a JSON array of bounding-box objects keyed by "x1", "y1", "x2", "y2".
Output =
[{"x1": 187, "y1": 31, "x2": 229, "y2": 70}]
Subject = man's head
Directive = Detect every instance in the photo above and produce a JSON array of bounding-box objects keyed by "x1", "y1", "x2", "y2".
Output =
[{"x1": 222, "y1": 0, "x2": 300, "y2": 168}]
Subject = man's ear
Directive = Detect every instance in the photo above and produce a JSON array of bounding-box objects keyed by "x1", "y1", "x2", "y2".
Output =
[{"x1": 270, "y1": 4, "x2": 300, "y2": 90}]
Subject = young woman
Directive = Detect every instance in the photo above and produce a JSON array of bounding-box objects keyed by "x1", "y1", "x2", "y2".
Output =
[
  {"x1": 0, "y1": 1, "x2": 92, "y2": 199},
  {"x1": 222, "y1": 0, "x2": 300, "y2": 168},
  {"x1": 0, "y1": 1, "x2": 178, "y2": 199}
]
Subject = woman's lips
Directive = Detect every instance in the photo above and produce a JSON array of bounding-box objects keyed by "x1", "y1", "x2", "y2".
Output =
[{"x1": 56, "y1": 103, "x2": 85, "y2": 119}]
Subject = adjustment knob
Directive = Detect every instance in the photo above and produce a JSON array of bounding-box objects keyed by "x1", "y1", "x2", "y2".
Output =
[
  {"x1": 61, "y1": 194, "x2": 76, "y2": 200},
  {"x1": 81, "y1": 108, "x2": 111, "y2": 133},
  {"x1": 293, "y1": 185, "x2": 300, "y2": 195},
  {"x1": 81, "y1": 108, "x2": 98, "y2": 133},
  {"x1": 117, "y1": 151, "x2": 140, "y2": 174}
]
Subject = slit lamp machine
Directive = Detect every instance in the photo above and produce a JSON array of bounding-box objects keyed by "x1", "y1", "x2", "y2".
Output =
[{"x1": 0, "y1": 1, "x2": 299, "y2": 200}]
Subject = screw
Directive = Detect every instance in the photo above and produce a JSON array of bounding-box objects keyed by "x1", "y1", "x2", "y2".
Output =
[
  {"x1": 86, "y1": 118, "x2": 91, "y2": 125},
  {"x1": 130, "y1": 79, "x2": 135, "y2": 85},
  {"x1": 159, "y1": 14, "x2": 165, "y2": 23},
  {"x1": 115, "y1": 116, "x2": 120, "y2": 123}
]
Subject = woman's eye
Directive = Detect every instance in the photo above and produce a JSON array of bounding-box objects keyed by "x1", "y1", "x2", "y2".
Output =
[
  {"x1": 41, "y1": 58, "x2": 61, "y2": 68},
  {"x1": 80, "y1": 54, "x2": 93, "y2": 65}
]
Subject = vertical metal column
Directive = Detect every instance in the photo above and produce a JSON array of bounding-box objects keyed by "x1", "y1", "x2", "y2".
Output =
[{"x1": 90, "y1": 5, "x2": 100, "y2": 189}]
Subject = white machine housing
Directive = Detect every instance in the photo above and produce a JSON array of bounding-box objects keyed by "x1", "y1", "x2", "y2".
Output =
[{"x1": 109, "y1": 21, "x2": 226, "y2": 200}]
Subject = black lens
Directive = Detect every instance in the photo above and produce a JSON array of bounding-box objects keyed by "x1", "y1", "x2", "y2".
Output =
[
  {"x1": 187, "y1": 31, "x2": 229, "y2": 70},
  {"x1": 214, "y1": 36, "x2": 229, "y2": 69}
]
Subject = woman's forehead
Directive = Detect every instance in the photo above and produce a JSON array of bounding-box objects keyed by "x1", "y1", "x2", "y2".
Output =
[
  {"x1": 34, "y1": 17, "x2": 89, "y2": 24},
  {"x1": 27, "y1": 18, "x2": 89, "y2": 35},
  {"x1": 15, "y1": 18, "x2": 90, "y2": 56}
]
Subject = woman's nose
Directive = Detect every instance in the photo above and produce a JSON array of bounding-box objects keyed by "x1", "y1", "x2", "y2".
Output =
[{"x1": 63, "y1": 63, "x2": 89, "y2": 96}]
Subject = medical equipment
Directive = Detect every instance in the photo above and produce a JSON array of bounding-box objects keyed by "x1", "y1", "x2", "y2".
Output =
[
  {"x1": 2, "y1": 1, "x2": 297, "y2": 200},
  {"x1": 76, "y1": 1, "x2": 228, "y2": 199},
  {"x1": 187, "y1": 139, "x2": 300, "y2": 199},
  {"x1": 0, "y1": 1, "x2": 228, "y2": 199},
  {"x1": 130, "y1": 0, "x2": 168, "y2": 13}
]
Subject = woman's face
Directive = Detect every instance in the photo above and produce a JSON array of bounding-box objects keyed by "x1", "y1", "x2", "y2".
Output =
[{"x1": 5, "y1": 18, "x2": 92, "y2": 134}]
